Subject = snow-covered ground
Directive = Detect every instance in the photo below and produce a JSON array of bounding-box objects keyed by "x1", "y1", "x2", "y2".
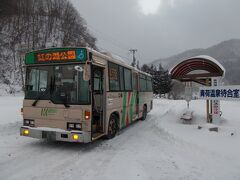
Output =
[{"x1": 0, "y1": 97, "x2": 240, "y2": 180}]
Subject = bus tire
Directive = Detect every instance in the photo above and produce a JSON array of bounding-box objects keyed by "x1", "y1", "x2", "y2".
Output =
[
  {"x1": 141, "y1": 105, "x2": 147, "y2": 121},
  {"x1": 106, "y1": 114, "x2": 118, "y2": 139}
]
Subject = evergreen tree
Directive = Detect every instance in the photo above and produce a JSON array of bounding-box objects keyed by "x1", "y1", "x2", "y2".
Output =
[
  {"x1": 157, "y1": 64, "x2": 172, "y2": 95},
  {"x1": 141, "y1": 64, "x2": 150, "y2": 73},
  {"x1": 141, "y1": 63, "x2": 172, "y2": 95}
]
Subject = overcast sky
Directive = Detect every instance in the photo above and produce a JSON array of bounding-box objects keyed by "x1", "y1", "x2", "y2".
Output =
[{"x1": 70, "y1": 0, "x2": 240, "y2": 64}]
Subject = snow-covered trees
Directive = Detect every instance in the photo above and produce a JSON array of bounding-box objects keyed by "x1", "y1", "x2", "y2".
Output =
[
  {"x1": 0, "y1": 0, "x2": 97, "y2": 89},
  {"x1": 141, "y1": 64, "x2": 172, "y2": 96}
]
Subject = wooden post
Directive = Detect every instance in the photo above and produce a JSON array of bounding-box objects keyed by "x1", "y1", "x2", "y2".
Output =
[
  {"x1": 210, "y1": 100, "x2": 213, "y2": 123},
  {"x1": 206, "y1": 100, "x2": 209, "y2": 123},
  {"x1": 206, "y1": 79, "x2": 211, "y2": 123}
]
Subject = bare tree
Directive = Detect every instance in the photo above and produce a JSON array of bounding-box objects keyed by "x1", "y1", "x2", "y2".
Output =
[{"x1": 0, "y1": 0, "x2": 97, "y2": 89}]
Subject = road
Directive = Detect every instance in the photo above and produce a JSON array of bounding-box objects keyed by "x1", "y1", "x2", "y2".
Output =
[{"x1": 0, "y1": 99, "x2": 239, "y2": 180}]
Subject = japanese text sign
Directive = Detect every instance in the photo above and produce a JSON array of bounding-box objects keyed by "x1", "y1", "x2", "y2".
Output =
[{"x1": 199, "y1": 85, "x2": 240, "y2": 101}]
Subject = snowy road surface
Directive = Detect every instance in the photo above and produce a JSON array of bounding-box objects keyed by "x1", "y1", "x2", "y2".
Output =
[{"x1": 0, "y1": 97, "x2": 240, "y2": 180}]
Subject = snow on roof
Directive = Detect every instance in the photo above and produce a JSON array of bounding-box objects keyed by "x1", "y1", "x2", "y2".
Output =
[
  {"x1": 110, "y1": 54, "x2": 126, "y2": 63},
  {"x1": 89, "y1": 48, "x2": 151, "y2": 76},
  {"x1": 90, "y1": 48, "x2": 127, "y2": 63},
  {"x1": 193, "y1": 55, "x2": 226, "y2": 76},
  {"x1": 169, "y1": 55, "x2": 226, "y2": 77}
]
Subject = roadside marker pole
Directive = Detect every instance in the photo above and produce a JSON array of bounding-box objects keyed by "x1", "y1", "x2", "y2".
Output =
[{"x1": 206, "y1": 79, "x2": 210, "y2": 123}]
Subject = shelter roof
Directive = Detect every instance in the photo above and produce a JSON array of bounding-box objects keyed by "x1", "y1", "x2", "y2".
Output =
[{"x1": 169, "y1": 55, "x2": 225, "y2": 85}]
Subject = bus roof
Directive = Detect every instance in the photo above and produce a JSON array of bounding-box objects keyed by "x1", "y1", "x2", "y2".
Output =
[
  {"x1": 88, "y1": 48, "x2": 152, "y2": 77},
  {"x1": 25, "y1": 47, "x2": 151, "y2": 77}
]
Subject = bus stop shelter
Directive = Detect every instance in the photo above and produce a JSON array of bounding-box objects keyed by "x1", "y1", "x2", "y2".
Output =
[{"x1": 169, "y1": 55, "x2": 225, "y2": 123}]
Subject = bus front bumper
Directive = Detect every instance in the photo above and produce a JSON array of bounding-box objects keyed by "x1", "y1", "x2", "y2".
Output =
[{"x1": 20, "y1": 126, "x2": 91, "y2": 143}]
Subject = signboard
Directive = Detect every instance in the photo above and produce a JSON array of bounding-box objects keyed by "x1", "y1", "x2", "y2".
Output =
[
  {"x1": 25, "y1": 48, "x2": 87, "y2": 65},
  {"x1": 199, "y1": 85, "x2": 240, "y2": 101},
  {"x1": 210, "y1": 77, "x2": 221, "y2": 124},
  {"x1": 212, "y1": 100, "x2": 220, "y2": 115},
  {"x1": 109, "y1": 67, "x2": 118, "y2": 80}
]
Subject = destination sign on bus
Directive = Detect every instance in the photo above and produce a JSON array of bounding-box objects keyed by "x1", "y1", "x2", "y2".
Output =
[
  {"x1": 37, "y1": 50, "x2": 76, "y2": 62},
  {"x1": 25, "y1": 48, "x2": 87, "y2": 65}
]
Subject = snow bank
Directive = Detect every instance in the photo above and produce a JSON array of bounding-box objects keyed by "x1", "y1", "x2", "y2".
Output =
[
  {"x1": 0, "y1": 83, "x2": 23, "y2": 96},
  {"x1": 0, "y1": 96, "x2": 23, "y2": 125},
  {"x1": 1, "y1": 97, "x2": 240, "y2": 180},
  {"x1": 154, "y1": 99, "x2": 240, "y2": 159}
]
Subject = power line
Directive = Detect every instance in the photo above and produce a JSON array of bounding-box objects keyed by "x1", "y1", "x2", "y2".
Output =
[
  {"x1": 129, "y1": 49, "x2": 137, "y2": 67},
  {"x1": 86, "y1": 25, "x2": 137, "y2": 64}
]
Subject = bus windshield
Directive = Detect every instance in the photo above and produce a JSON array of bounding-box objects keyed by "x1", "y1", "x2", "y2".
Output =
[{"x1": 25, "y1": 64, "x2": 90, "y2": 105}]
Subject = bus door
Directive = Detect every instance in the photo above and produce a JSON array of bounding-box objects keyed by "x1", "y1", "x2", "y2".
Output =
[{"x1": 92, "y1": 66, "x2": 105, "y2": 138}]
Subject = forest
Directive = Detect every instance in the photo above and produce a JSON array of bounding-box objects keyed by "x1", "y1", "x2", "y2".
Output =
[
  {"x1": 0, "y1": 0, "x2": 174, "y2": 97},
  {"x1": 0, "y1": 0, "x2": 96, "y2": 90}
]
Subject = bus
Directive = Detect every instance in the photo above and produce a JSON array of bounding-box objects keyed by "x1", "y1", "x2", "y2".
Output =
[{"x1": 20, "y1": 47, "x2": 153, "y2": 143}]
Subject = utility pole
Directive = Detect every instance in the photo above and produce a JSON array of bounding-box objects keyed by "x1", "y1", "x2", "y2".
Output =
[{"x1": 129, "y1": 49, "x2": 137, "y2": 67}]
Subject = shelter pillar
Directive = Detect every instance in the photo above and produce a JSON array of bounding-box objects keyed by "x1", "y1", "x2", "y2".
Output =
[
  {"x1": 206, "y1": 79, "x2": 212, "y2": 123},
  {"x1": 185, "y1": 82, "x2": 192, "y2": 109}
]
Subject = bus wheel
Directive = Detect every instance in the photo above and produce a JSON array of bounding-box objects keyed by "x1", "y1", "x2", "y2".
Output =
[
  {"x1": 106, "y1": 114, "x2": 118, "y2": 139},
  {"x1": 142, "y1": 105, "x2": 147, "y2": 121}
]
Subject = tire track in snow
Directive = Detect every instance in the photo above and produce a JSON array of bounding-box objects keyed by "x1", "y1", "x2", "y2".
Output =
[{"x1": 1, "y1": 99, "x2": 239, "y2": 180}]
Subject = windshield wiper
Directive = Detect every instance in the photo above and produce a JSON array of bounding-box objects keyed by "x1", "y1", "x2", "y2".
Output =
[
  {"x1": 62, "y1": 100, "x2": 70, "y2": 108},
  {"x1": 32, "y1": 77, "x2": 54, "y2": 107},
  {"x1": 32, "y1": 89, "x2": 49, "y2": 106}
]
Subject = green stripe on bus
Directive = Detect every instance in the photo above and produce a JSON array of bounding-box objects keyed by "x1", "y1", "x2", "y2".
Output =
[{"x1": 130, "y1": 92, "x2": 136, "y2": 122}]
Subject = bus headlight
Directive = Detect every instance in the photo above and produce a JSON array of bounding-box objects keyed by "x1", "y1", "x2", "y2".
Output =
[
  {"x1": 30, "y1": 120, "x2": 35, "y2": 126},
  {"x1": 24, "y1": 120, "x2": 30, "y2": 125},
  {"x1": 68, "y1": 123, "x2": 75, "y2": 129},
  {"x1": 67, "y1": 123, "x2": 82, "y2": 130},
  {"x1": 24, "y1": 119, "x2": 35, "y2": 127},
  {"x1": 75, "y1": 124, "x2": 81, "y2": 129}
]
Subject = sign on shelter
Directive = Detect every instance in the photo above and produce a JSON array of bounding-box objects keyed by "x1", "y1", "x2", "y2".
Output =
[{"x1": 199, "y1": 85, "x2": 240, "y2": 101}]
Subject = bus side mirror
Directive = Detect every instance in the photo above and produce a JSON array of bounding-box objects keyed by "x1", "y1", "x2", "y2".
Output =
[
  {"x1": 83, "y1": 64, "x2": 90, "y2": 81},
  {"x1": 74, "y1": 66, "x2": 83, "y2": 72}
]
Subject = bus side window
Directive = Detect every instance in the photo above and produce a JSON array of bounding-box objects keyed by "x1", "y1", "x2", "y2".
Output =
[
  {"x1": 124, "y1": 68, "x2": 132, "y2": 91},
  {"x1": 119, "y1": 66, "x2": 124, "y2": 91},
  {"x1": 147, "y1": 77, "x2": 153, "y2": 91},
  {"x1": 93, "y1": 69, "x2": 102, "y2": 92},
  {"x1": 109, "y1": 62, "x2": 120, "y2": 91},
  {"x1": 133, "y1": 73, "x2": 138, "y2": 91},
  {"x1": 140, "y1": 74, "x2": 147, "y2": 92}
]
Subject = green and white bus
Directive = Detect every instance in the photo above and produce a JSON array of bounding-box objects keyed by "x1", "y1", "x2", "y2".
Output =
[{"x1": 20, "y1": 47, "x2": 153, "y2": 143}]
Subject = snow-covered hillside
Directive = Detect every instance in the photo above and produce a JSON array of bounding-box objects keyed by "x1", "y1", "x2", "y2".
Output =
[{"x1": 0, "y1": 97, "x2": 240, "y2": 180}]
